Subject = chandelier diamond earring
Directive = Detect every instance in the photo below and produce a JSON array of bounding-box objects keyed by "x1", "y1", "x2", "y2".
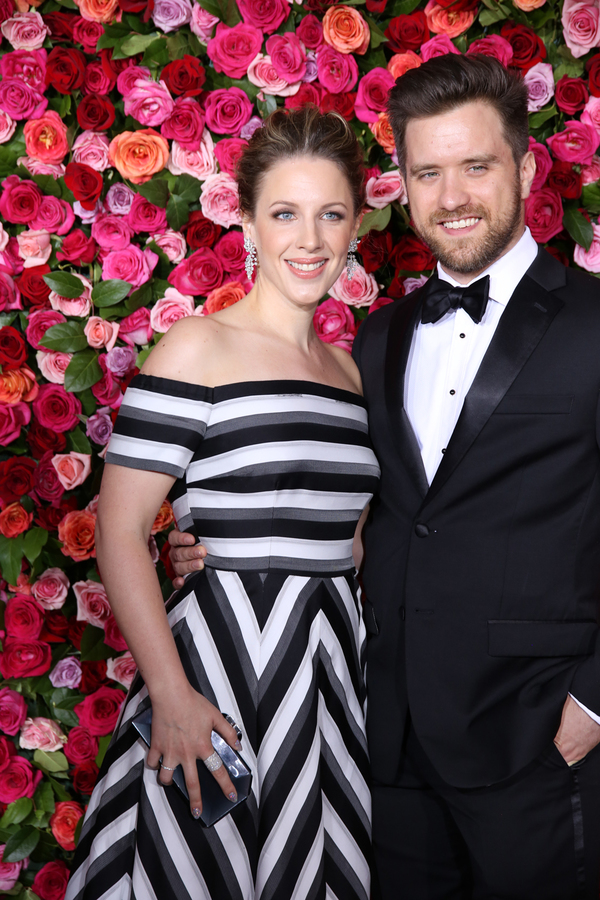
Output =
[
  {"x1": 244, "y1": 236, "x2": 257, "y2": 280},
  {"x1": 346, "y1": 238, "x2": 359, "y2": 280}
]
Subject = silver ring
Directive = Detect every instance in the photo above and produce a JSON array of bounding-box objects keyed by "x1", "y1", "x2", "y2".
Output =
[
  {"x1": 202, "y1": 752, "x2": 222, "y2": 772},
  {"x1": 161, "y1": 765, "x2": 175, "y2": 771}
]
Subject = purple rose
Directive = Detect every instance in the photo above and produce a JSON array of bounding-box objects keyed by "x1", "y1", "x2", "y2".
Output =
[
  {"x1": 152, "y1": 0, "x2": 192, "y2": 33},
  {"x1": 240, "y1": 115, "x2": 263, "y2": 140},
  {"x1": 49, "y1": 657, "x2": 82, "y2": 690},
  {"x1": 524, "y1": 62, "x2": 555, "y2": 112},
  {"x1": 86, "y1": 410, "x2": 114, "y2": 445},
  {"x1": 105, "y1": 183, "x2": 135, "y2": 216},
  {"x1": 105, "y1": 346, "x2": 137, "y2": 378},
  {"x1": 303, "y1": 52, "x2": 319, "y2": 83}
]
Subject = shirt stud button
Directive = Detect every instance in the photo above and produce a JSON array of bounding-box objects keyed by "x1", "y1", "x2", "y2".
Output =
[
  {"x1": 460, "y1": 333, "x2": 466, "y2": 339},
  {"x1": 449, "y1": 389, "x2": 456, "y2": 395}
]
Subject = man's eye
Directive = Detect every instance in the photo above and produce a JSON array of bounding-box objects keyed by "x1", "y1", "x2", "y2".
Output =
[
  {"x1": 469, "y1": 165, "x2": 486, "y2": 173},
  {"x1": 420, "y1": 172, "x2": 438, "y2": 179}
]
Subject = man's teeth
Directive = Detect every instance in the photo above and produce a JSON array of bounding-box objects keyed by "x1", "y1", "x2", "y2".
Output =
[
  {"x1": 441, "y1": 218, "x2": 479, "y2": 230},
  {"x1": 288, "y1": 260, "x2": 326, "y2": 271}
]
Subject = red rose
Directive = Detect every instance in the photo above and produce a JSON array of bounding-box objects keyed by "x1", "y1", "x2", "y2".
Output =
[
  {"x1": 45, "y1": 47, "x2": 86, "y2": 94},
  {"x1": 545, "y1": 245, "x2": 570, "y2": 267},
  {"x1": 161, "y1": 56, "x2": 206, "y2": 97},
  {"x1": 43, "y1": 610, "x2": 70, "y2": 641},
  {"x1": 16, "y1": 264, "x2": 51, "y2": 310},
  {"x1": 50, "y1": 801, "x2": 84, "y2": 851},
  {"x1": 27, "y1": 419, "x2": 67, "y2": 459},
  {"x1": 587, "y1": 56, "x2": 600, "y2": 98},
  {"x1": 33, "y1": 383, "x2": 82, "y2": 431},
  {"x1": 80, "y1": 659, "x2": 108, "y2": 694},
  {"x1": 34, "y1": 451, "x2": 65, "y2": 506},
  {"x1": 555, "y1": 75, "x2": 589, "y2": 114},
  {"x1": 0, "y1": 502, "x2": 32, "y2": 538},
  {"x1": 319, "y1": 90, "x2": 356, "y2": 121},
  {"x1": 56, "y1": 229, "x2": 97, "y2": 265},
  {"x1": 83, "y1": 60, "x2": 115, "y2": 95},
  {"x1": 359, "y1": 229, "x2": 393, "y2": 274},
  {"x1": 0, "y1": 756, "x2": 41, "y2": 803},
  {"x1": 168, "y1": 247, "x2": 224, "y2": 295},
  {"x1": 213, "y1": 231, "x2": 245, "y2": 275},
  {"x1": 67, "y1": 616, "x2": 87, "y2": 651},
  {"x1": 0, "y1": 735, "x2": 16, "y2": 771},
  {"x1": 76, "y1": 93, "x2": 116, "y2": 131},
  {"x1": 64, "y1": 163, "x2": 103, "y2": 211},
  {"x1": 285, "y1": 82, "x2": 322, "y2": 110},
  {"x1": 296, "y1": 14, "x2": 323, "y2": 49},
  {"x1": 5, "y1": 596, "x2": 44, "y2": 640},
  {"x1": 546, "y1": 160, "x2": 582, "y2": 199},
  {"x1": 500, "y1": 23, "x2": 546, "y2": 72},
  {"x1": 72, "y1": 760, "x2": 99, "y2": 795},
  {"x1": 118, "y1": 0, "x2": 154, "y2": 19},
  {"x1": 0, "y1": 638, "x2": 52, "y2": 679},
  {"x1": 182, "y1": 210, "x2": 221, "y2": 249},
  {"x1": 43, "y1": 12, "x2": 77, "y2": 42},
  {"x1": 524, "y1": 187, "x2": 564, "y2": 243},
  {"x1": 0, "y1": 456, "x2": 36, "y2": 505},
  {"x1": 366, "y1": 0, "x2": 388, "y2": 12},
  {"x1": 390, "y1": 234, "x2": 436, "y2": 272},
  {"x1": 103, "y1": 615, "x2": 127, "y2": 652},
  {"x1": 0, "y1": 326, "x2": 27, "y2": 371},
  {"x1": 385, "y1": 11, "x2": 429, "y2": 53},
  {"x1": 31, "y1": 860, "x2": 70, "y2": 900},
  {"x1": 0, "y1": 176, "x2": 43, "y2": 225},
  {"x1": 387, "y1": 274, "x2": 406, "y2": 299},
  {"x1": 64, "y1": 725, "x2": 99, "y2": 764},
  {"x1": 74, "y1": 686, "x2": 125, "y2": 735}
]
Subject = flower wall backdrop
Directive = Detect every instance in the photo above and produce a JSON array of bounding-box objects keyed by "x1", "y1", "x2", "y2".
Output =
[{"x1": 0, "y1": 0, "x2": 598, "y2": 891}]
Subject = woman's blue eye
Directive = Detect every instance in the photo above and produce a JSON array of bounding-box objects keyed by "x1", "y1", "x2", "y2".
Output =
[
  {"x1": 275, "y1": 211, "x2": 294, "y2": 220},
  {"x1": 323, "y1": 212, "x2": 341, "y2": 220}
]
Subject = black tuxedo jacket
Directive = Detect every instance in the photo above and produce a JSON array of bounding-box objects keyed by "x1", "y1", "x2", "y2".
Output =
[{"x1": 352, "y1": 248, "x2": 600, "y2": 789}]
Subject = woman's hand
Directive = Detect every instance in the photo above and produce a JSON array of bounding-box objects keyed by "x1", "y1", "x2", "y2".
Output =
[
  {"x1": 147, "y1": 685, "x2": 242, "y2": 819},
  {"x1": 168, "y1": 530, "x2": 207, "y2": 589}
]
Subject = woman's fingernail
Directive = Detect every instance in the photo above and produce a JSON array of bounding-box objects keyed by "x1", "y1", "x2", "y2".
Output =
[
  {"x1": 228, "y1": 791, "x2": 237, "y2": 802},
  {"x1": 192, "y1": 808, "x2": 201, "y2": 819},
  {"x1": 234, "y1": 740, "x2": 242, "y2": 750}
]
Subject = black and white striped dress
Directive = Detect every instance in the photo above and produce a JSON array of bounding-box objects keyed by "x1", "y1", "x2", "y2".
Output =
[{"x1": 66, "y1": 375, "x2": 380, "y2": 900}]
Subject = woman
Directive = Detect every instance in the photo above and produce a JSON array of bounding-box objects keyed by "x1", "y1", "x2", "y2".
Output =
[{"x1": 65, "y1": 107, "x2": 380, "y2": 900}]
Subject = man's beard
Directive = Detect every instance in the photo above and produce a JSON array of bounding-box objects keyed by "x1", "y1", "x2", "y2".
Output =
[{"x1": 411, "y1": 175, "x2": 523, "y2": 275}]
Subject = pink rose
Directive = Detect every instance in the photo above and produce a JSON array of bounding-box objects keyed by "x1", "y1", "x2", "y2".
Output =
[
  {"x1": 51, "y1": 452, "x2": 92, "y2": 490},
  {"x1": 214, "y1": 231, "x2": 245, "y2": 274},
  {"x1": 84, "y1": 316, "x2": 119, "y2": 351},
  {"x1": 167, "y1": 128, "x2": 217, "y2": 180},
  {"x1": 106, "y1": 651, "x2": 137, "y2": 688},
  {"x1": 328, "y1": 263, "x2": 379, "y2": 307},
  {"x1": 36, "y1": 350, "x2": 72, "y2": 384},
  {"x1": 365, "y1": 170, "x2": 407, "y2": 208},
  {"x1": 562, "y1": 0, "x2": 600, "y2": 57},
  {"x1": 237, "y1": 0, "x2": 289, "y2": 34},
  {"x1": 0, "y1": 48, "x2": 46, "y2": 89},
  {"x1": 92, "y1": 355, "x2": 122, "y2": 409},
  {"x1": 31, "y1": 567, "x2": 69, "y2": 610},
  {"x1": 168, "y1": 246, "x2": 224, "y2": 295},
  {"x1": 355, "y1": 67, "x2": 395, "y2": 123},
  {"x1": 119, "y1": 306, "x2": 153, "y2": 345},
  {"x1": 103, "y1": 614, "x2": 127, "y2": 651},
  {"x1": 214, "y1": 138, "x2": 248, "y2": 177},
  {"x1": 148, "y1": 229, "x2": 186, "y2": 263},
  {"x1": 17, "y1": 157, "x2": 64, "y2": 179},
  {"x1": 0, "y1": 12, "x2": 49, "y2": 50},
  {"x1": 0, "y1": 688, "x2": 27, "y2": 735},
  {"x1": 206, "y1": 22, "x2": 263, "y2": 81},
  {"x1": 420, "y1": 33, "x2": 461, "y2": 61},
  {"x1": 127, "y1": 195, "x2": 167, "y2": 234},
  {"x1": 73, "y1": 579, "x2": 111, "y2": 628},
  {"x1": 190, "y1": 3, "x2": 219, "y2": 42},
  {"x1": 248, "y1": 54, "x2": 300, "y2": 97},
  {"x1": 0, "y1": 845, "x2": 27, "y2": 892},
  {"x1": 0, "y1": 401, "x2": 30, "y2": 444},
  {"x1": 161, "y1": 97, "x2": 205, "y2": 151},
  {"x1": 0, "y1": 272, "x2": 21, "y2": 313},
  {"x1": 30, "y1": 197, "x2": 75, "y2": 236},
  {"x1": 150, "y1": 288, "x2": 195, "y2": 332},
  {"x1": 72, "y1": 131, "x2": 111, "y2": 171},
  {"x1": 546, "y1": 119, "x2": 600, "y2": 164},
  {"x1": 91, "y1": 214, "x2": 133, "y2": 251},
  {"x1": 17, "y1": 229, "x2": 51, "y2": 268},
  {"x1": 19, "y1": 717, "x2": 66, "y2": 751},
  {"x1": 204, "y1": 87, "x2": 254, "y2": 136},
  {"x1": 524, "y1": 62, "x2": 555, "y2": 112},
  {"x1": 151, "y1": 0, "x2": 192, "y2": 33},
  {"x1": 466, "y1": 34, "x2": 513, "y2": 65},
  {"x1": 0, "y1": 755, "x2": 41, "y2": 803},
  {"x1": 316, "y1": 46, "x2": 358, "y2": 93},
  {"x1": 582, "y1": 97, "x2": 600, "y2": 134},
  {"x1": 574, "y1": 221, "x2": 600, "y2": 271},
  {"x1": 0, "y1": 78, "x2": 47, "y2": 120},
  {"x1": 0, "y1": 109, "x2": 16, "y2": 143},
  {"x1": 529, "y1": 136, "x2": 553, "y2": 190},
  {"x1": 200, "y1": 173, "x2": 241, "y2": 228},
  {"x1": 266, "y1": 33, "x2": 307, "y2": 82},
  {"x1": 122, "y1": 76, "x2": 174, "y2": 128},
  {"x1": 313, "y1": 298, "x2": 357, "y2": 352},
  {"x1": 49, "y1": 275, "x2": 93, "y2": 318},
  {"x1": 524, "y1": 187, "x2": 564, "y2": 242},
  {"x1": 582, "y1": 153, "x2": 600, "y2": 184},
  {"x1": 102, "y1": 244, "x2": 158, "y2": 289}
]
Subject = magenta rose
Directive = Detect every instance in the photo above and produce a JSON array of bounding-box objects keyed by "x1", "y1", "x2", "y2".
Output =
[
  {"x1": 0, "y1": 638, "x2": 52, "y2": 679},
  {"x1": 524, "y1": 187, "x2": 564, "y2": 242},
  {"x1": 32, "y1": 861, "x2": 70, "y2": 900},
  {"x1": 237, "y1": 0, "x2": 289, "y2": 34},
  {"x1": 528, "y1": 136, "x2": 553, "y2": 190},
  {"x1": 317, "y1": 46, "x2": 358, "y2": 93},
  {"x1": 31, "y1": 197, "x2": 76, "y2": 236},
  {"x1": 102, "y1": 245, "x2": 158, "y2": 290},
  {"x1": 562, "y1": 0, "x2": 600, "y2": 58},
  {"x1": 574, "y1": 222, "x2": 600, "y2": 271},
  {"x1": 168, "y1": 246, "x2": 224, "y2": 295},
  {"x1": 64, "y1": 726, "x2": 98, "y2": 764},
  {"x1": 206, "y1": 22, "x2": 263, "y2": 80},
  {"x1": 33, "y1": 383, "x2": 81, "y2": 431},
  {"x1": 0, "y1": 176, "x2": 43, "y2": 224},
  {"x1": 297, "y1": 14, "x2": 323, "y2": 49},
  {"x1": 204, "y1": 87, "x2": 253, "y2": 137},
  {"x1": 0, "y1": 401, "x2": 30, "y2": 444},
  {"x1": 214, "y1": 138, "x2": 248, "y2": 177},
  {"x1": 5, "y1": 596, "x2": 44, "y2": 640},
  {"x1": 0, "y1": 78, "x2": 47, "y2": 119},
  {"x1": 74, "y1": 686, "x2": 125, "y2": 736},
  {"x1": 0, "y1": 755, "x2": 41, "y2": 803},
  {"x1": 466, "y1": 34, "x2": 513, "y2": 65},
  {"x1": 546, "y1": 119, "x2": 600, "y2": 164},
  {"x1": 555, "y1": 75, "x2": 589, "y2": 114},
  {"x1": 83, "y1": 60, "x2": 114, "y2": 95},
  {"x1": 161, "y1": 97, "x2": 205, "y2": 151},
  {"x1": 118, "y1": 306, "x2": 153, "y2": 345},
  {"x1": 313, "y1": 298, "x2": 357, "y2": 352},
  {"x1": 355, "y1": 67, "x2": 396, "y2": 123},
  {"x1": 91, "y1": 214, "x2": 133, "y2": 252},
  {"x1": 127, "y1": 195, "x2": 168, "y2": 234},
  {"x1": 0, "y1": 48, "x2": 46, "y2": 89},
  {"x1": 420, "y1": 33, "x2": 461, "y2": 60},
  {"x1": 0, "y1": 272, "x2": 22, "y2": 313},
  {"x1": 122, "y1": 76, "x2": 174, "y2": 128},
  {"x1": 266, "y1": 33, "x2": 307, "y2": 82},
  {"x1": 214, "y1": 231, "x2": 245, "y2": 274},
  {"x1": 91, "y1": 355, "x2": 122, "y2": 409},
  {"x1": 103, "y1": 614, "x2": 128, "y2": 652},
  {"x1": 0, "y1": 688, "x2": 27, "y2": 735}
]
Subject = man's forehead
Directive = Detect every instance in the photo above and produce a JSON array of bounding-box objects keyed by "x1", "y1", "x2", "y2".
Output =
[{"x1": 404, "y1": 101, "x2": 510, "y2": 160}]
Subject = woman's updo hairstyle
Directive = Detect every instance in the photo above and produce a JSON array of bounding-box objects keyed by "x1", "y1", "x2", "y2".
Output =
[{"x1": 236, "y1": 106, "x2": 365, "y2": 219}]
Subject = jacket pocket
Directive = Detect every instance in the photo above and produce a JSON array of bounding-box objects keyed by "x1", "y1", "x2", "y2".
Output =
[
  {"x1": 488, "y1": 620, "x2": 598, "y2": 657},
  {"x1": 494, "y1": 394, "x2": 573, "y2": 414}
]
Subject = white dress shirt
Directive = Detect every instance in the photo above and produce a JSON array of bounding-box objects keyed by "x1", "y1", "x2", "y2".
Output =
[{"x1": 404, "y1": 227, "x2": 600, "y2": 727}]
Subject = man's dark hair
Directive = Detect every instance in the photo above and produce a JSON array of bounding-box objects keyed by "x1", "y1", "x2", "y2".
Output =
[{"x1": 388, "y1": 54, "x2": 529, "y2": 176}]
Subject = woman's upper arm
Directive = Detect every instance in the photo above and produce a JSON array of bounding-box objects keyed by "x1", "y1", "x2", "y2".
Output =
[{"x1": 97, "y1": 463, "x2": 176, "y2": 541}]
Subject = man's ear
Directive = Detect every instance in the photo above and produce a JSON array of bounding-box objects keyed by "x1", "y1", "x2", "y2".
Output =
[{"x1": 520, "y1": 150, "x2": 536, "y2": 200}]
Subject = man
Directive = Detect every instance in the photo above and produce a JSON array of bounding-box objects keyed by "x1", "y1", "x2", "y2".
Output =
[{"x1": 169, "y1": 55, "x2": 600, "y2": 898}]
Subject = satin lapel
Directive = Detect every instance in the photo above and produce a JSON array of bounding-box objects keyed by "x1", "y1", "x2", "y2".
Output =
[
  {"x1": 423, "y1": 270, "x2": 565, "y2": 508},
  {"x1": 384, "y1": 287, "x2": 429, "y2": 498}
]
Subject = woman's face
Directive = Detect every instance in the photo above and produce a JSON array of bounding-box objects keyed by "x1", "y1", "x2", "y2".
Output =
[{"x1": 246, "y1": 154, "x2": 359, "y2": 310}]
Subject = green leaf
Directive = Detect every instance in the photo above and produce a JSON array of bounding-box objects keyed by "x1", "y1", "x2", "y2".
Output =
[
  {"x1": 257, "y1": 94, "x2": 278, "y2": 118},
  {"x1": 479, "y1": 5, "x2": 508, "y2": 25},
  {"x1": 34, "y1": 782, "x2": 55, "y2": 815},
  {"x1": 582, "y1": 182, "x2": 600, "y2": 216},
  {"x1": 365, "y1": 15, "x2": 387, "y2": 50},
  {"x1": 358, "y1": 205, "x2": 392, "y2": 237},
  {"x1": 0, "y1": 534, "x2": 24, "y2": 587},
  {"x1": 126, "y1": 283, "x2": 152, "y2": 313},
  {"x1": 52, "y1": 707, "x2": 79, "y2": 728},
  {"x1": 528, "y1": 105, "x2": 557, "y2": 129},
  {"x1": 66, "y1": 427, "x2": 92, "y2": 455},
  {"x1": 95, "y1": 734, "x2": 112, "y2": 769},
  {"x1": 387, "y1": 0, "x2": 421, "y2": 15},
  {"x1": 142, "y1": 37, "x2": 170, "y2": 67},
  {"x1": 137, "y1": 178, "x2": 169, "y2": 209},
  {"x1": 173, "y1": 173, "x2": 202, "y2": 204},
  {"x1": 166, "y1": 31, "x2": 191, "y2": 61},
  {"x1": 31, "y1": 173, "x2": 62, "y2": 199},
  {"x1": 0, "y1": 798, "x2": 33, "y2": 828},
  {"x1": 33, "y1": 750, "x2": 69, "y2": 774},
  {"x1": 166, "y1": 194, "x2": 191, "y2": 231},
  {"x1": 0, "y1": 312, "x2": 18, "y2": 328},
  {"x1": 0, "y1": 141, "x2": 26, "y2": 180},
  {"x1": 41, "y1": 321, "x2": 88, "y2": 353},
  {"x1": 42, "y1": 271, "x2": 85, "y2": 299},
  {"x1": 80, "y1": 624, "x2": 113, "y2": 661},
  {"x1": 199, "y1": 0, "x2": 240, "y2": 24},
  {"x1": 563, "y1": 205, "x2": 594, "y2": 250},
  {"x1": 92, "y1": 280, "x2": 132, "y2": 308},
  {"x1": 48, "y1": 777, "x2": 71, "y2": 802},
  {"x1": 136, "y1": 347, "x2": 152, "y2": 369},
  {"x1": 79, "y1": 388, "x2": 97, "y2": 417},
  {"x1": 120, "y1": 32, "x2": 160, "y2": 55},
  {"x1": 22, "y1": 528, "x2": 48, "y2": 566},
  {"x1": 2, "y1": 825, "x2": 40, "y2": 863},
  {"x1": 64, "y1": 349, "x2": 103, "y2": 393}
]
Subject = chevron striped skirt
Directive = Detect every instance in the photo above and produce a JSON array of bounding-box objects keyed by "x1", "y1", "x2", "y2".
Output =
[{"x1": 65, "y1": 567, "x2": 372, "y2": 900}]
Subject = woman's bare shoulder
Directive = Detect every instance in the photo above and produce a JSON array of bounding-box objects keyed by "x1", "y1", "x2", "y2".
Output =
[
  {"x1": 323, "y1": 342, "x2": 363, "y2": 395},
  {"x1": 140, "y1": 315, "x2": 226, "y2": 384}
]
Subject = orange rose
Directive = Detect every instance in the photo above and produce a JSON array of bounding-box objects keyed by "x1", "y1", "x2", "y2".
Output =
[
  {"x1": 58, "y1": 509, "x2": 96, "y2": 562},
  {"x1": 74, "y1": 0, "x2": 118, "y2": 22},
  {"x1": 202, "y1": 282, "x2": 246, "y2": 315},
  {"x1": 0, "y1": 502, "x2": 33, "y2": 539},
  {"x1": 424, "y1": 0, "x2": 476, "y2": 37},
  {"x1": 387, "y1": 51, "x2": 422, "y2": 80},
  {"x1": 24, "y1": 112, "x2": 69, "y2": 165},
  {"x1": 151, "y1": 499, "x2": 174, "y2": 535},
  {"x1": 513, "y1": 0, "x2": 545, "y2": 9},
  {"x1": 108, "y1": 129, "x2": 170, "y2": 185},
  {"x1": 322, "y1": 6, "x2": 370, "y2": 55},
  {"x1": 0, "y1": 366, "x2": 39, "y2": 405},
  {"x1": 370, "y1": 112, "x2": 396, "y2": 156},
  {"x1": 50, "y1": 801, "x2": 84, "y2": 851}
]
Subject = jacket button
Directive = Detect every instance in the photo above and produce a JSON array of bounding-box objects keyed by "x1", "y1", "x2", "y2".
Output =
[{"x1": 415, "y1": 523, "x2": 430, "y2": 538}]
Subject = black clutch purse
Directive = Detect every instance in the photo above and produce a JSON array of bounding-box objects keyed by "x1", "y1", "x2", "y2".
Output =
[{"x1": 131, "y1": 705, "x2": 252, "y2": 827}]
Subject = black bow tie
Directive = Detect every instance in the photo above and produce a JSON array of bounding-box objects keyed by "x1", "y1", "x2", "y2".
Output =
[{"x1": 421, "y1": 274, "x2": 490, "y2": 325}]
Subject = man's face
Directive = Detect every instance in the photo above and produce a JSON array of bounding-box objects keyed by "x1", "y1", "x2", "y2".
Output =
[{"x1": 403, "y1": 101, "x2": 536, "y2": 284}]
